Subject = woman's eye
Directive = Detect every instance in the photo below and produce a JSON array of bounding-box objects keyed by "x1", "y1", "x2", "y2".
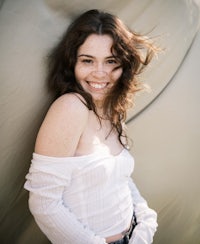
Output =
[
  {"x1": 107, "y1": 59, "x2": 118, "y2": 64},
  {"x1": 82, "y1": 59, "x2": 93, "y2": 64}
]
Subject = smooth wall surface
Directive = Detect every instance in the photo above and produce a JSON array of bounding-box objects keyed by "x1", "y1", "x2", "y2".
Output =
[{"x1": 0, "y1": 0, "x2": 199, "y2": 243}]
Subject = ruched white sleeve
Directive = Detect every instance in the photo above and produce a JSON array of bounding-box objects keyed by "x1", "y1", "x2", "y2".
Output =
[
  {"x1": 128, "y1": 179, "x2": 158, "y2": 244},
  {"x1": 24, "y1": 153, "x2": 107, "y2": 244}
]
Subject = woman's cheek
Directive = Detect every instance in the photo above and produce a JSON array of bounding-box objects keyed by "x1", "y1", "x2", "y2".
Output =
[
  {"x1": 111, "y1": 68, "x2": 123, "y2": 82},
  {"x1": 75, "y1": 64, "x2": 92, "y2": 80},
  {"x1": 74, "y1": 65, "x2": 85, "y2": 81}
]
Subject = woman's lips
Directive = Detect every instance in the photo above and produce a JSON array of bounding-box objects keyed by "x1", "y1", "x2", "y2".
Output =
[{"x1": 87, "y1": 81, "x2": 108, "y2": 89}]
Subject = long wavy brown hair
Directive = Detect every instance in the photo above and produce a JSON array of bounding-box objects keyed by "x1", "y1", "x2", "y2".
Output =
[{"x1": 47, "y1": 9, "x2": 158, "y2": 147}]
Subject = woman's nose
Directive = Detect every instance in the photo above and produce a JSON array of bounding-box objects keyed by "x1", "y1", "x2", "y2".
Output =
[
  {"x1": 91, "y1": 63, "x2": 107, "y2": 77},
  {"x1": 91, "y1": 70, "x2": 107, "y2": 78}
]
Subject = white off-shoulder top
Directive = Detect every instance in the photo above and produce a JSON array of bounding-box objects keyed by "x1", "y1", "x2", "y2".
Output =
[{"x1": 24, "y1": 149, "x2": 157, "y2": 244}]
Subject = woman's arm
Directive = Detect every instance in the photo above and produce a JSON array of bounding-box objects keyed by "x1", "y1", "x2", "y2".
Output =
[
  {"x1": 25, "y1": 154, "x2": 106, "y2": 244},
  {"x1": 128, "y1": 179, "x2": 158, "y2": 244},
  {"x1": 34, "y1": 93, "x2": 87, "y2": 157},
  {"x1": 25, "y1": 94, "x2": 107, "y2": 243}
]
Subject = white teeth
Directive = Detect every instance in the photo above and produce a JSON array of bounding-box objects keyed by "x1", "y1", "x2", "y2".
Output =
[{"x1": 89, "y1": 82, "x2": 107, "y2": 89}]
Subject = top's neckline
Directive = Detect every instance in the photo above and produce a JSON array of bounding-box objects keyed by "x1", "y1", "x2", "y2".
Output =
[
  {"x1": 33, "y1": 148, "x2": 128, "y2": 161},
  {"x1": 75, "y1": 147, "x2": 127, "y2": 158}
]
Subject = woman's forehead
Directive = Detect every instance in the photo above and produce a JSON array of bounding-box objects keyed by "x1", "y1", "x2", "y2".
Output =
[{"x1": 77, "y1": 34, "x2": 114, "y2": 57}]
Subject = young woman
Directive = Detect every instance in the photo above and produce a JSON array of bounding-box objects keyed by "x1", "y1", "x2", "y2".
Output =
[{"x1": 24, "y1": 9, "x2": 158, "y2": 244}]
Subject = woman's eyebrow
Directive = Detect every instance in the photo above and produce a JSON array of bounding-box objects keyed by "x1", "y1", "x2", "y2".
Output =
[
  {"x1": 78, "y1": 54, "x2": 116, "y2": 59},
  {"x1": 105, "y1": 56, "x2": 116, "y2": 59},
  {"x1": 77, "y1": 54, "x2": 94, "y2": 58}
]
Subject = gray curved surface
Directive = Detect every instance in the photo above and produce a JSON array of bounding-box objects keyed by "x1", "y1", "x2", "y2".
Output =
[{"x1": 0, "y1": 0, "x2": 200, "y2": 243}]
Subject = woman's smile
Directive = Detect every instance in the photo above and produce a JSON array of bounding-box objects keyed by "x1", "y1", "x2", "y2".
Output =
[{"x1": 87, "y1": 81, "x2": 108, "y2": 90}]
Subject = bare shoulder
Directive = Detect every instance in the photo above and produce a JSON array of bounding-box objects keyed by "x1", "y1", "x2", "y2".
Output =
[
  {"x1": 52, "y1": 93, "x2": 88, "y2": 112},
  {"x1": 35, "y1": 93, "x2": 89, "y2": 157},
  {"x1": 43, "y1": 93, "x2": 89, "y2": 129}
]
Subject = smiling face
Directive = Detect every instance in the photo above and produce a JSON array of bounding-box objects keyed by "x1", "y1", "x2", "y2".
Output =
[{"x1": 74, "y1": 34, "x2": 123, "y2": 106}]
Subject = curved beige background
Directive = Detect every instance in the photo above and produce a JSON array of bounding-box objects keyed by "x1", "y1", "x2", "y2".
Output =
[
  {"x1": 0, "y1": 0, "x2": 199, "y2": 243},
  {"x1": 128, "y1": 30, "x2": 200, "y2": 244}
]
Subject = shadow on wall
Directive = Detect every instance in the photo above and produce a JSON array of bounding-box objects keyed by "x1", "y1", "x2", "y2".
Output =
[{"x1": 0, "y1": 0, "x2": 199, "y2": 243}]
